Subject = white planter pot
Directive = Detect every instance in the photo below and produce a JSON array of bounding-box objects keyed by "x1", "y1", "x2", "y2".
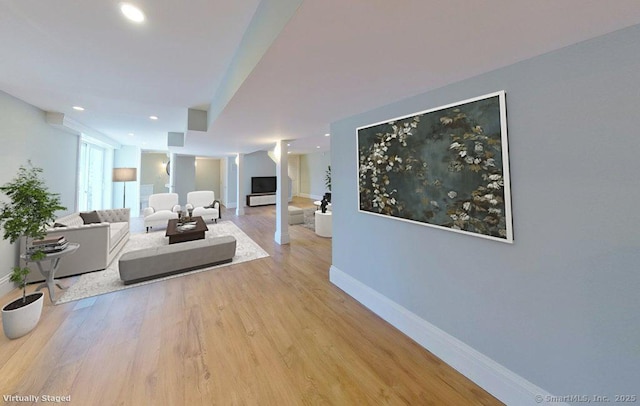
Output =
[{"x1": 2, "y1": 292, "x2": 44, "y2": 339}]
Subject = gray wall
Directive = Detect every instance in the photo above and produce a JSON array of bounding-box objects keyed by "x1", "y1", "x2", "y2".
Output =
[
  {"x1": 331, "y1": 25, "x2": 640, "y2": 398},
  {"x1": 243, "y1": 150, "x2": 275, "y2": 195},
  {"x1": 299, "y1": 151, "x2": 330, "y2": 200},
  {"x1": 173, "y1": 155, "x2": 196, "y2": 206},
  {"x1": 195, "y1": 157, "x2": 221, "y2": 200},
  {"x1": 0, "y1": 90, "x2": 78, "y2": 291}
]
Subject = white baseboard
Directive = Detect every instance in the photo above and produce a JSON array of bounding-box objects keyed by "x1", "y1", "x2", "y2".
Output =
[
  {"x1": 298, "y1": 193, "x2": 323, "y2": 201},
  {"x1": 0, "y1": 273, "x2": 15, "y2": 298},
  {"x1": 329, "y1": 265, "x2": 564, "y2": 406}
]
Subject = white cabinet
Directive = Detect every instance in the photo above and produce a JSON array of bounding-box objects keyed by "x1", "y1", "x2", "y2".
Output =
[{"x1": 246, "y1": 193, "x2": 276, "y2": 207}]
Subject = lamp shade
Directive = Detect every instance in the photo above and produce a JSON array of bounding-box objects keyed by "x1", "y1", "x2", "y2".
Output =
[{"x1": 113, "y1": 167, "x2": 137, "y2": 182}]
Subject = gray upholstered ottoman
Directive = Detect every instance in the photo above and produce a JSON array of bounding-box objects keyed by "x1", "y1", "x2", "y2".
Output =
[
  {"x1": 288, "y1": 206, "x2": 304, "y2": 225},
  {"x1": 118, "y1": 236, "x2": 236, "y2": 284}
]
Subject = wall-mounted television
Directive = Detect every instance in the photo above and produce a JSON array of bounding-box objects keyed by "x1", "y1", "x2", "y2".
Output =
[{"x1": 251, "y1": 176, "x2": 277, "y2": 194}]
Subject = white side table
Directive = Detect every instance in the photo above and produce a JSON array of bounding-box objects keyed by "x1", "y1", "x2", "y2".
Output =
[
  {"x1": 313, "y1": 201, "x2": 332, "y2": 211},
  {"x1": 21, "y1": 243, "x2": 80, "y2": 302},
  {"x1": 315, "y1": 211, "x2": 332, "y2": 238}
]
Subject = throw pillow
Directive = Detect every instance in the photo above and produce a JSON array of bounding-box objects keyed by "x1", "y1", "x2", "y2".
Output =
[{"x1": 80, "y1": 210, "x2": 102, "y2": 224}]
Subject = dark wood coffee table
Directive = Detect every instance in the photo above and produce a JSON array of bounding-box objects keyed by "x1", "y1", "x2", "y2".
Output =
[{"x1": 165, "y1": 216, "x2": 208, "y2": 244}]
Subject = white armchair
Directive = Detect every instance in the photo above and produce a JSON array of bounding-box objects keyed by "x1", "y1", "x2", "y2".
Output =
[
  {"x1": 143, "y1": 193, "x2": 181, "y2": 232},
  {"x1": 185, "y1": 191, "x2": 220, "y2": 223}
]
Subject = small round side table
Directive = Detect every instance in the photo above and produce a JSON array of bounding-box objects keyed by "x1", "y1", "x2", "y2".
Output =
[
  {"x1": 21, "y1": 243, "x2": 80, "y2": 302},
  {"x1": 315, "y1": 211, "x2": 332, "y2": 238}
]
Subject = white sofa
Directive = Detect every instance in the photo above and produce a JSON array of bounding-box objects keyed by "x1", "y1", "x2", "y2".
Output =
[
  {"x1": 185, "y1": 191, "x2": 220, "y2": 223},
  {"x1": 143, "y1": 193, "x2": 180, "y2": 232},
  {"x1": 22, "y1": 208, "x2": 130, "y2": 283}
]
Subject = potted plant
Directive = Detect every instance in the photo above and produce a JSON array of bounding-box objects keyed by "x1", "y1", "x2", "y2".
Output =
[
  {"x1": 324, "y1": 165, "x2": 331, "y2": 203},
  {"x1": 0, "y1": 162, "x2": 65, "y2": 339}
]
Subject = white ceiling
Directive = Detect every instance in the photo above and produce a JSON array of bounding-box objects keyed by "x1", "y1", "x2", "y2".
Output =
[{"x1": 2, "y1": 1, "x2": 640, "y2": 156}]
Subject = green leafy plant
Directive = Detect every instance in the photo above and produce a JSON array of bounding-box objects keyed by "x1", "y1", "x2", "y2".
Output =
[
  {"x1": 325, "y1": 165, "x2": 331, "y2": 192},
  {"x1": 0, "y1": 162, "x2": 65, "y2": 304}
]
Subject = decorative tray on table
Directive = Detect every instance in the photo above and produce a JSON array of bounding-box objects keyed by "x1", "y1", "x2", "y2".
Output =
[{"x1": 177, "y1": 221, "x2": 197, "y2": 231}]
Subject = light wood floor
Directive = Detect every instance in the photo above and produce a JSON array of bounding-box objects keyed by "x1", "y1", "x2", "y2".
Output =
[{"x1": 0, "y1": 197, "x2": 502, "y2": 405}]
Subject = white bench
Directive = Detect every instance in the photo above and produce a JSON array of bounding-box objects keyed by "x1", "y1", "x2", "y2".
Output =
[
  {"x1": 288, "y1": 206, "x2": 304, "y2": 225},
  {"x1": 118, "y1": 236, "x2": 236, "y2": 284}
]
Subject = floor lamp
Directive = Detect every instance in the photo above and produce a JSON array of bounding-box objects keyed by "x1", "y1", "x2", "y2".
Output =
[{"x1": 113, "y1": 168, "x2": 137, "y2": 208}]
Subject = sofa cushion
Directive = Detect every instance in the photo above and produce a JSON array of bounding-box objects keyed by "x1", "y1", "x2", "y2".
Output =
[
  {"x1": 288, "y1": 206, "x2": 304, "y2": 225},
  {"x1": 119, "y1": 236, "x2": 236, "y2": 284},
  {"x1": 98, "y1": 208, "x2": 130, "y2": 223},
  {"x1": 109, "y1": 222, "x2": 129, "y2": 250},
  {"x1": 80, "y1": 211, "x2": 102, "y2": 224},
  {"x1": 55, "y1": 213, "x2": 84, "y2": 227},
  {"x1": 192, "y1": 206, "x2": 219, "y2": 219}
]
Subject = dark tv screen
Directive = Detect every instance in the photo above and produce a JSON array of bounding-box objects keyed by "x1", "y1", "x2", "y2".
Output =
[{"x1": 251, "y1": 176, "x2": 277, "y2": 194}]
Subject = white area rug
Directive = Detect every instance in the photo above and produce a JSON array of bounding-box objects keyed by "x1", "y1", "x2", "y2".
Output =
[
  {"x1": 55, "y1": 221, "x2": 269, "y2": 305},
  {"x1": 302, "y1": 208, "x2": 316, "y2": 231}
]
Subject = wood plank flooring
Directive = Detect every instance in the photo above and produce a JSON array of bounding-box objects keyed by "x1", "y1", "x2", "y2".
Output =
[{"x1": 0, "y1": 197, "x2": 502, "y2": 405}]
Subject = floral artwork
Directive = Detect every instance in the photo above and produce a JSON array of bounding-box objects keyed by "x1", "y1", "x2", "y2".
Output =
[{"x1": 357, "y1": 91, "x2": 513, "y2": 243}]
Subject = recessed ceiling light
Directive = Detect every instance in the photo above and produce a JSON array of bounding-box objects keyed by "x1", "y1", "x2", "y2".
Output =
[
  {"x1": 287, "y1": 143, "x2": 291, "y2": 146},
  {"x1": 324, "y1": 133, "x2": 330, "y2": 137},
  {"x1": 149, "y1": 115, "x2": 158, "y2": 120},
  {"x1": 73, "y1": 106, "x2": 84, "y2": 111},
  {"x1": 120, "y1": 3, "x2": 145, "y2": 23},
  {"x1": 128, "y1": 133, "x2": 134, "y2": 136},
  {"x1": 316, "y1": 146, "x2": 320, "y2": 149}
]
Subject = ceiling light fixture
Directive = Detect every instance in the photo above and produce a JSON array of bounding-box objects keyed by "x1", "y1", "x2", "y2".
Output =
[
  {"x1": 316, "y1": 146, "x2": 320, "y2": 149},
  {"x1": 324, "y1": 133, "x2": 330, "y2": 137},
  {"x1": 128, "y1": 133, "x2": 134, "y2": 136},
  {"x1": 120, "y1": 3, "x2": 145, "y2": 23},
  {"x1": 72, "y1": 106, "x2": 84, "y2": 111},
  {"x1": 149, "y1": 115, "x2": 158, "y2": 120}
]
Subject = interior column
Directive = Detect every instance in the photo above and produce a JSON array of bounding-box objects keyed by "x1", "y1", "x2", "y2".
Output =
[
  {"x1": 236, "y1": 153, "x2": 245, "y2": 216},
  {"x1": 274, "y1": 140, "x2": 290, "y2": 245},
  {"x1": 168, "y1": 152, "x2": 176, "y2": 193}
]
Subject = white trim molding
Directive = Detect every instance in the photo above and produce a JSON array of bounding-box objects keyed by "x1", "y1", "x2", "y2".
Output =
[
  {"x1": 329, "y1": 265, "x2": 565, "y2": 406},
  {"x1": 0, "y1": 273, "x2": 15, "y2": 298},
  {"x1": 45, "y1": 112, "x2": 121, "y2": 149},
  {"x1": 298, "y1": 193, "x2": 323, "y2": 201}
]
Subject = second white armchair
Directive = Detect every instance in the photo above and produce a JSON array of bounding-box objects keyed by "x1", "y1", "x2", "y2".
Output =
[{"x1": 185, "y1": 191, "x2": 220, "y2": 223}]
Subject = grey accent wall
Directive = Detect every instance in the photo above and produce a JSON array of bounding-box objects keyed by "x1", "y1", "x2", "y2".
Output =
[
  {"x1": 299, "y1": 151, "x2": 330, "y2": 199},
  {"x1": 173, "y1": 155, "x2": 196, "y2": 206},
  {"x1": 243, "y1": 150, "x2": 276, "y2": 195},
  {"x1": 331, "y1": 25, "x2": 640, "y2": 398},
  {"x1": 0, "y1": 90, "x2": 78, "y2": 285},
  {"x1": 195, "y1": 158, "x2": 221, "y2": 200}
]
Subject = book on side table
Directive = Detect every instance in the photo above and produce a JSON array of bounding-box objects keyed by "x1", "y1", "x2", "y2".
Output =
[{"x1": 29, "y1": 235, "x2": 69, "y2": 254}]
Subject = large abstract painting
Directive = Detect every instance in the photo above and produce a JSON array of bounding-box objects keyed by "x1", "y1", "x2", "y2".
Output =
[{"x1": 357, "y1": 91, "x2": 513, "y2": 243}]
